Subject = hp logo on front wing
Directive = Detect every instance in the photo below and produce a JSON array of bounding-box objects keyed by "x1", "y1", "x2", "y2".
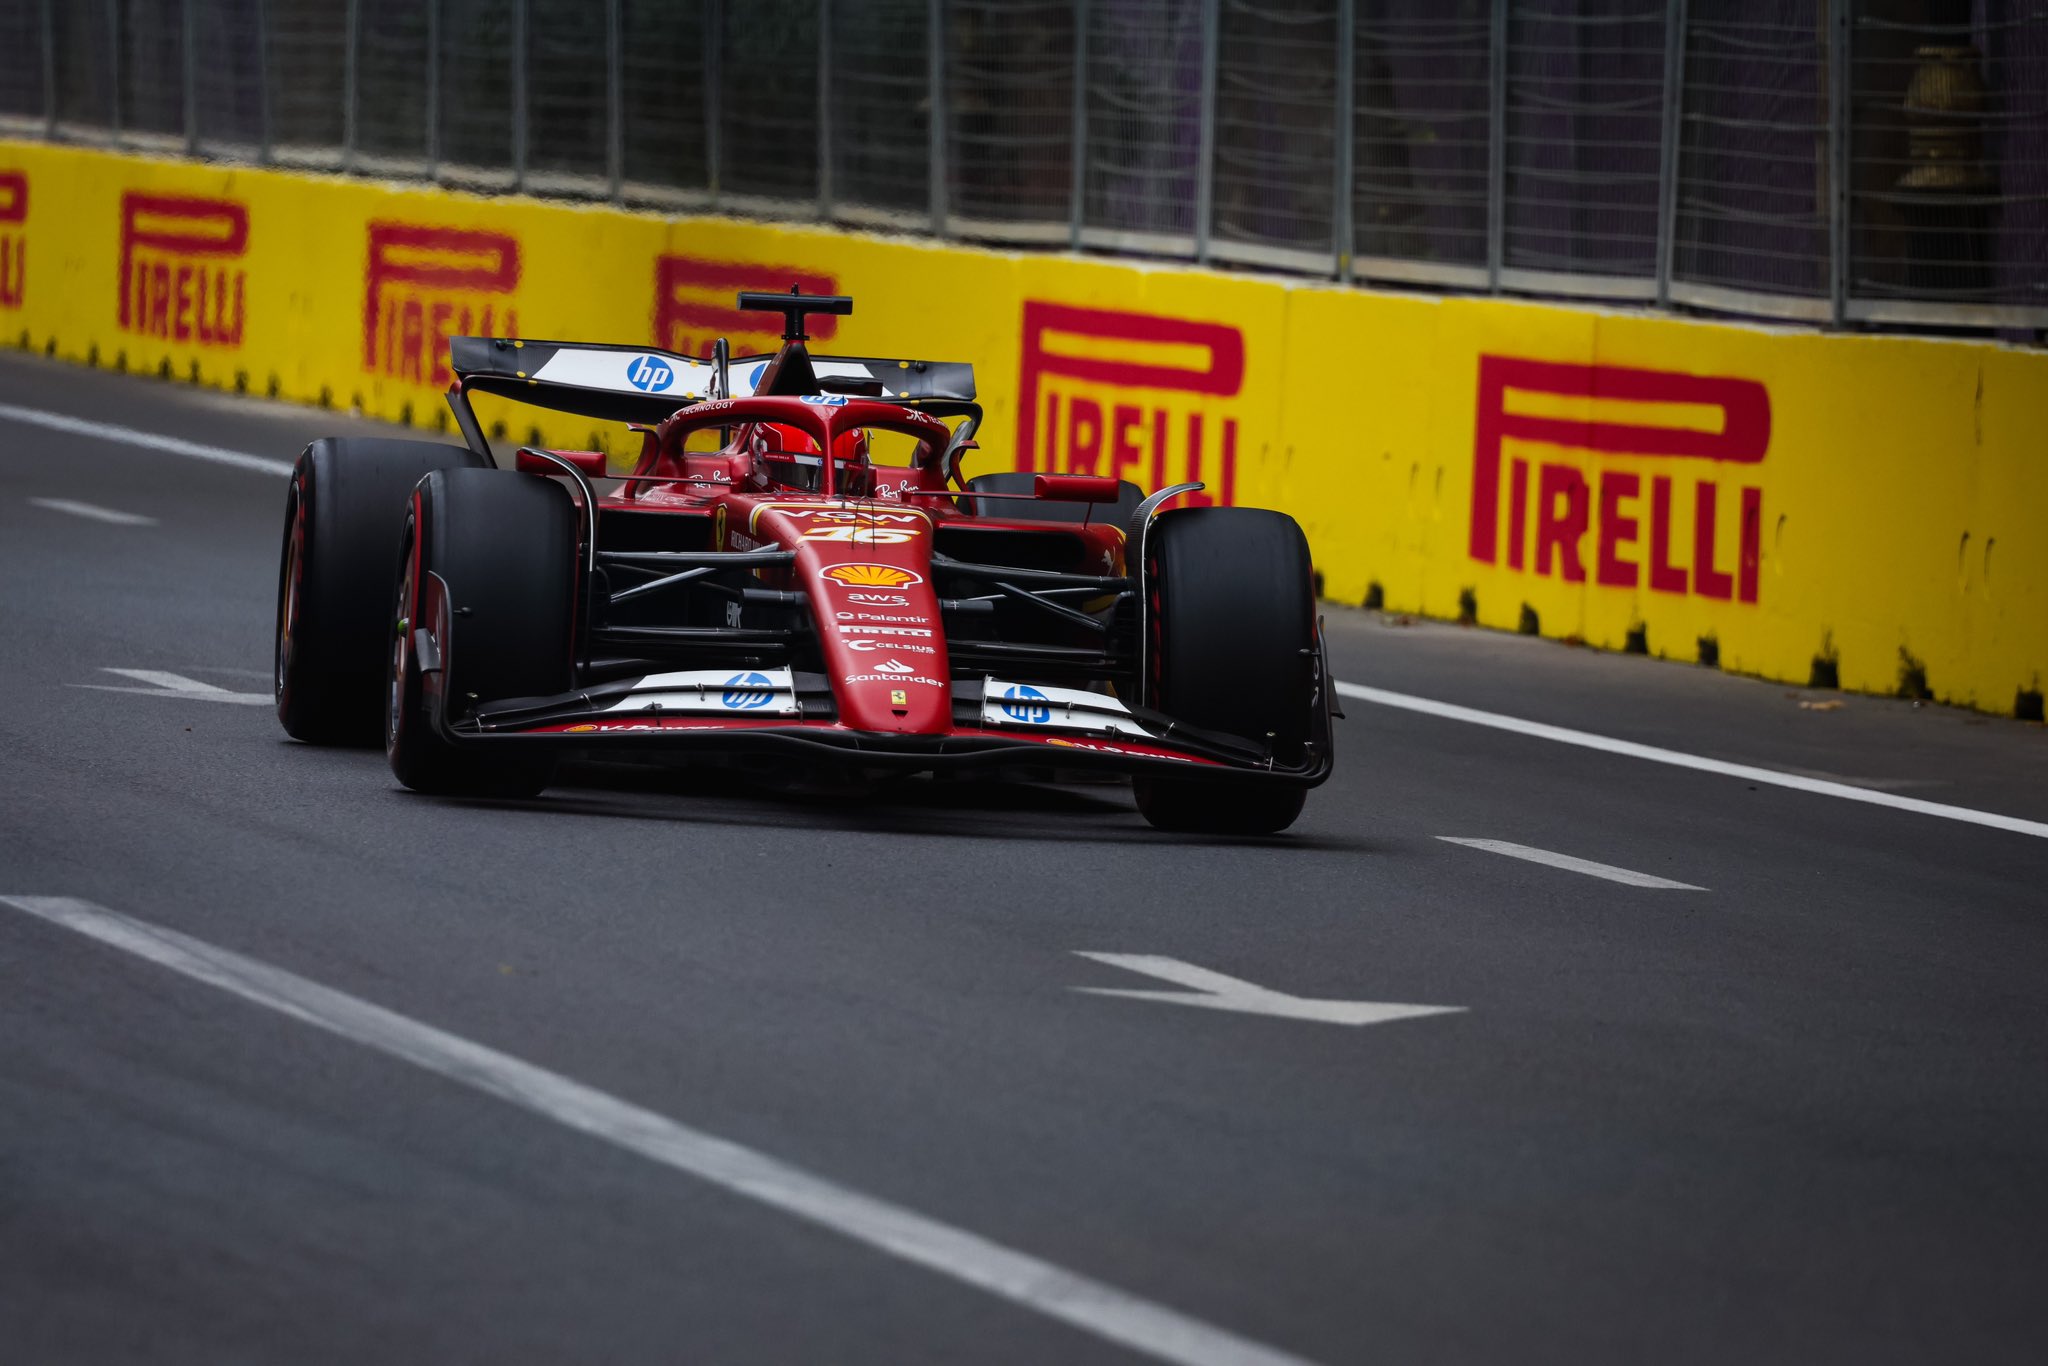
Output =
[
  {"x1": 1001, "y1": 685, "x2": 1052, "y2": 724},
  {"x1": 625, "y1": 355, "x2": 674, "y2": 392},
  {"x1": 721, "y1": 672, "x2": 776, "y2": 710}
]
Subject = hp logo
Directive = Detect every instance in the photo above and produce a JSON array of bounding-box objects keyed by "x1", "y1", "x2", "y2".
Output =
[
  {"x1": 625, "y1": 355, "x2": 674, "y2": 392},
  {"x1": 1001, "y1": 685, "x2": 1051, "y2": 725},
  {"x1": 721, "y1": 671, "x2": 775, "y2": 710}
]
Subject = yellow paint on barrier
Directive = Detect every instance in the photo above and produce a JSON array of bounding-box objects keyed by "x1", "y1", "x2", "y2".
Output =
[{"x1": 1, "y1": 139, "x2": 2042, "y2": 715}]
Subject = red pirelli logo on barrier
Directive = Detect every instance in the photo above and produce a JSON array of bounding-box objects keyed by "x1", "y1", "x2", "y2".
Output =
[
  {"x1": 654, "y1": 255, "x2": 839, "y2": 358},
  {"x1": 118, "y1": 192, "x2": 248, "y2": 346},
  {"x1": 1017, "y1": 302, "x2": 1244, "y2": 505},
  {"x1": 364, "y1": 223, "x2": 520, "y2": 387},
  {"x1": 1469, "y1": 356, "x2": 1772, "y2": 602},
  {"x1": 0, "y1": 170, "x2": 24, "y2": 310}
]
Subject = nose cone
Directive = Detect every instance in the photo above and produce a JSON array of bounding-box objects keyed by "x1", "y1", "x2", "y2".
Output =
[{"x1": 767, "y1": 505, "x2": 951, "y2": 734}]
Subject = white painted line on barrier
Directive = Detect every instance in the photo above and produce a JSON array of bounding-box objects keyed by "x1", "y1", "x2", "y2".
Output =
[
  {"x1": 0, "y1": 401, "x2": 295, "y2": 477},
  {"x1": 73, "y1": 668, "x2": 271, "y2": 706},
  {"x1": 1336, "y1": 681, "x2": 2048, "y2": 842},
  {"x1": 1436, "y1": 838, "x2": 1704, "y2": 890},
  {"x1": 1073, "y1": 953, "x2": 1464, "y2": 1027},
  {"x1": 28, "y1": 497, "x2": 158, "y2": 526},
  {"x1": 0, "y1": 895, "x2": 1320, "y2": 1366}
]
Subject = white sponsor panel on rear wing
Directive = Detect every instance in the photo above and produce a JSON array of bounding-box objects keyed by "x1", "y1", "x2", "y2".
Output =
[
  {"x1": 527, "y1": 348, "x2": 724, "y2": 400},
  {"x1": 979, "y1": 679, "x2": 1152, "y2": 738}
]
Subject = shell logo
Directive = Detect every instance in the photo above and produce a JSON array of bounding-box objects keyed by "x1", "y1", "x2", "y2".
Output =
[{"x1": 821, "y1": 563, "x2": 923, "y2": 589}]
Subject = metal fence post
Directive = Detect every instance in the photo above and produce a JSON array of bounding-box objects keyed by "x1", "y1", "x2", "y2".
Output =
[
  {"x1": 106, "y1": 0, "x2": 121, "y2": 140},
  {"x1": 512, "y1": 0, "x2": 529, "y2": 191},
  {"x1": 1827, "y1": 0, "x2": 1850, "y2": 326},
  {"x1": 818, "y1": 0, "x2": 833, "y2": 219},
  {"x1": 1334, "y1": 0, "x2": 1355, "y2": 281},
  {"x1": 928, "y1": 0, "x2": 947, "y2": 236},
  {"x1": 1655, "y1": 0, "x2": 1687, "y2": 307},
  {"x1": 705, "y1": 0, "x2": 722, "y2": 204},
  {"x1": 1486, "y1": 0, "x2": 1507, "y2": 292},
  {"x1": 606, "y1": 0, "x2": 623, "y2": 199},
  {"x1": 425, "y1": 0, "x2": 440, "y2": 178},
  {"x1": 39, "y1": 0, "x2": 55, "y2": 137},
  {"x1": 254, "y1": 0, "x2": 270, "y2": 162},
  {"x1": 1194, "y1": 0, "x2": 1219, "y2": 262},
  {"x1": 183, "y1": 0, "x2": 199, "y2": 155},
  {"x1": 342, "y1": 0, "x2": 359, "y2": 171},
  {"x1": 1068, "y1": 0, "x2": 1089, "y2": 251}
]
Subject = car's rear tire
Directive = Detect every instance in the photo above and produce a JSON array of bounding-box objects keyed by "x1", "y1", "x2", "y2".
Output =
[
  {"x1": 1132, "y1": 507, "x2": 1315, "y2": 835},
  {"x1": 387, "y1": 468, "x2": 576, "y2": 798},
  {"x1": 276, "y1": 437, "x2": 487, "y2": 744}
]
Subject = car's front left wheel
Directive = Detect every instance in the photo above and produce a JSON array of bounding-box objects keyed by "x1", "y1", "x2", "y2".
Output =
[{"x1": 387, "y1": 468, "x2": 577, "y2": 798}]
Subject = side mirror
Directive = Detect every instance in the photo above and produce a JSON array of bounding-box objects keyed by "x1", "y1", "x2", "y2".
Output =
[
  {"x1": 517, "y1": 448, "x2": 609, "y2": 478},
  {"x1": 1034, "y1": 474, "x2": 1121, "y2": 504}
]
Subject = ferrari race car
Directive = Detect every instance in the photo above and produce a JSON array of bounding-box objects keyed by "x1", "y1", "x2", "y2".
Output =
[{"x1": 274, "y1": 291, "x2": 1334, "y2": 834}]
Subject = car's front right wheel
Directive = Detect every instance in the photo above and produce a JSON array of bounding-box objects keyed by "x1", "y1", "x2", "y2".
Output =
[{"x1": 1132, "y1": 506, "x2": 1318, "y2": 835}]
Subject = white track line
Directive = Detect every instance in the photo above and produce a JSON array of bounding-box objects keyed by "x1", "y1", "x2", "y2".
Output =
[
  {"x1": 28, "y1": 497, "x2": 158, "y2": 525},
  {"x1": 0, "y1": 401, "x2": 294, "y2": 477},
  {"x1": 1436, "y1": 838, "x2": 1704, "y2": 890},
  {"x1": 72, "y1": 668, "x2": 273, "y2": 705},
  {"x1": 0, "y1": 895, "x2": 1318, "y2": 1366},
  {"x1": 1337, "y1": 682, "x2": 2048, "y2": 842}
]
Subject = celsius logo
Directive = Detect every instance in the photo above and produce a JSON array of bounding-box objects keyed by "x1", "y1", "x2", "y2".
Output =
[
  {"x1": 626, "y1": 354, "x2": 674, "y2": 392},
  {"x1": 720, "y1": 671, "x2": 775, "y2": 710},
  {"x1": 1001, "y1": 685, "x2": 1051, "y2": 724}
]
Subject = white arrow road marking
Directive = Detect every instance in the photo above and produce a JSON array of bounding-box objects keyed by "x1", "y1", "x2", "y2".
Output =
[
  {"x1": 0, "y1": 401, "x2": 294, "y2": 477},
  {"x1": 1073, "y1": 953, "x2": 1464, "y2": 1027},
  {"x1": 0, "y1": 896, "x2": 1321, "y2": 1366},
  {"x1": 1336, "y1": 681, "x2": 2048, "y2": 842},
  {"x1": 73, "y1": 668, "x2": 271, "y2": 706},
  {"x1": 1436, "y1": 837, "x2": 1704, "y2": 890},
  {"x1": 28, "y1": 497, "x2": 158, "y2": 526}
]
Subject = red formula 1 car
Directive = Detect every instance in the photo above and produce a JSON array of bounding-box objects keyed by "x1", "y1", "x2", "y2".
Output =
[{"x1": 275, "y1": 292, "x2": 1334, "y2": 833}]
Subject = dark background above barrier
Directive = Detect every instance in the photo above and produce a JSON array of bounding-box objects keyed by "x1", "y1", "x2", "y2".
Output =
[{"x1": 1, "y1": 0, "x2": 2042, "y2": 340}]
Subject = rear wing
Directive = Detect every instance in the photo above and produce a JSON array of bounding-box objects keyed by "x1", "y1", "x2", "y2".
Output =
[{"x1": 446, "y1": 335, "x2": 976, "y2": 459}]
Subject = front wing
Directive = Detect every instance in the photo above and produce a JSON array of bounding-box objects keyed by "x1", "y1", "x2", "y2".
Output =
[{"x1": 424, "y1": 663, "x2": 1336, "y2": 785}]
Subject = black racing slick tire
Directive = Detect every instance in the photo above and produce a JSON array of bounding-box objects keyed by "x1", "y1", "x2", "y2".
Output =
[
  {"x1": 275, "y1": 437, "x2": 487, "y2": 744},
  {"x1": 387, "y1": 468, "x2": 577, "y2": 798},
  {"x1": 1133, "y1": 507, "x2": 1316, "y2": 836}
]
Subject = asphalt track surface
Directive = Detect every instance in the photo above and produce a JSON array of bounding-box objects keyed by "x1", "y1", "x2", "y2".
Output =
[{"x1": 3, "y1": 352, "x2": 2045, "y2": 1365}]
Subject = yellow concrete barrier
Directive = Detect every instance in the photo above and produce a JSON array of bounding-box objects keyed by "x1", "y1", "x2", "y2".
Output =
[{"x1": 3, "y1": 139, "x2": 2042, "y2": 714}]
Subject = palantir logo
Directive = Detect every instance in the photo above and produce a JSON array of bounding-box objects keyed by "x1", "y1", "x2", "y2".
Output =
[
  {"x1": 1001, "y1": 685, "x2": 1051, "y2": 724},
  {"x1": 626, "y1": 354, "x2": 674, "y2": 393}
]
